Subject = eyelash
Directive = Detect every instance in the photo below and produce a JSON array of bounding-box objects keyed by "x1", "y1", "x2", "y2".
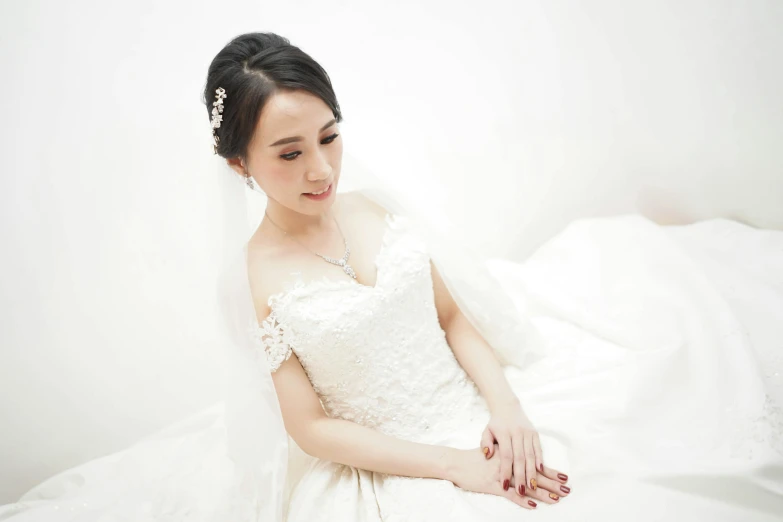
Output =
[{"x1": 280, "y1": 133, "x2": 339, "y2": 161}]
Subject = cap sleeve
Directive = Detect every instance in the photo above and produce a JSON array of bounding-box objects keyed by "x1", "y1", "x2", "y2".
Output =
[{"x1": 251, "y1": 310, "x2": 294, "y2": 373}]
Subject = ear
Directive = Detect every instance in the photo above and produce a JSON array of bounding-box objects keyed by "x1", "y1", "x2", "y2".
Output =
[{"x1": 226, "y1": 157, "x2": 247, "y2": 177}]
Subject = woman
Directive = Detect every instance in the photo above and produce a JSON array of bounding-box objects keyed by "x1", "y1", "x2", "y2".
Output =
[
  {"x1": 205, "y1": 32, "x2": 782, "y2": 521},
  {"x1": 217, "y1": 32, "x2": 569, "y2": 514},
  {"x1": 2, "y1": 31, "x2": 781, "y2": 522}
]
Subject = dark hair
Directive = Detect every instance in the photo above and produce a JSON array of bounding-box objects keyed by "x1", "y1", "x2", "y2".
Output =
[{"x1": 203, "y1": 32, "x2": 343, "y2": 160}]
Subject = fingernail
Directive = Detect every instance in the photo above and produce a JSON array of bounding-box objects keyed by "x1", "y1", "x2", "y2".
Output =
[
  {"x1": 503, "y1": 479, "x2": 510, "y2": 491},
  {"x1": 538, "y1": 463, "x2": 543, "y2": 473},
  {"x1": 560, "y1": 485, "x2": 570, "y2": 494},
  {"x1": 549, "y1": 493, "x2": 560, "y2": 501},
  {"x1": 518, "y1": 484, "x2": 525, "y2": 495},
  {"x1": 528, "y1": 500, "x2": 537, "y2": 508},
  {"x1": 530, "y1": 478, "x2": 537, "y2": 490},
  {"x1": 557, "y1": 473, "x2": 568, "y2": 482},
  {"x1": 483, "y1": 447, "x2": 489, "y2": 457}
]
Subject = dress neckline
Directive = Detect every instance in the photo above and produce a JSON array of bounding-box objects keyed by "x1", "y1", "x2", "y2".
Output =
[{"x1": 266, "y1": 212, "x2": 397, "y2": 311}]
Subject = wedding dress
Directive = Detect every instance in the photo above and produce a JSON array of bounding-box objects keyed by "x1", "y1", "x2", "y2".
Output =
[
  {"x1": 251, "y1": 209, "x2": 783, "y2": 522},
  {"x1": 3, "y1": 202, "x2": 781, "y2": 521}
]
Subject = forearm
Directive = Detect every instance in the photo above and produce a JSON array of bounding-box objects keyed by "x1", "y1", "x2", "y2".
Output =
[
  {"x1": 297, "y1": 416, "x2": 457, "y2": 481},
  {"x1": 444, "y1": 311, "x2": 523, "y2": 415}
]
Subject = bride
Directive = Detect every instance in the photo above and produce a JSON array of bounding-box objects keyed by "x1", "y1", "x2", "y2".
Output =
[
  {"x1": 2, "y1": 31, "x2": 782, "y2": 522},
  {"x1": 219, "y1": 32, "x2": 570, "y2": 515}
]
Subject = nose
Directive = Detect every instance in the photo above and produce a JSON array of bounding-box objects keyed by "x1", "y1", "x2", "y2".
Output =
[{"x1": 306, "y1": 150, "x2": 332, "y2": 182}]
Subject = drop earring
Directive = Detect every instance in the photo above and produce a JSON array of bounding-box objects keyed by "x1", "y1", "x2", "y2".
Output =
[{"x1": 246, "y1": 175, "x2": 254, "y2": 189}]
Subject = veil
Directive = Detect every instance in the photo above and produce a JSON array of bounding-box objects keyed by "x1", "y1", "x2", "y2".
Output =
[{"x1": 214, "y1": 148, "x2": 546, "y2": 521}]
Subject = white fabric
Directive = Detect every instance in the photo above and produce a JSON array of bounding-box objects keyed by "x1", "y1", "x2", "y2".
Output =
[{"x1": 2, "y1": 203, "x2": 782, "y2": 520}]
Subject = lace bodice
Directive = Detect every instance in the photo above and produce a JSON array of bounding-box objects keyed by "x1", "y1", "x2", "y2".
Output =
[{"x1": 250, "y1": 214, "x2": 488, "y2": 443}]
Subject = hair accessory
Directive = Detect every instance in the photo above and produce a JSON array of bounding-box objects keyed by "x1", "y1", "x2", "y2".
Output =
[{"x1": 211, "y1": 87, "x2": 227, "y2": 154}]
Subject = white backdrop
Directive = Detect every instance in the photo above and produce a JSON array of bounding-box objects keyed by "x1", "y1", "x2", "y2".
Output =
[{"x1": 1, "y1": 0, "x2": 781, "y2": 504}]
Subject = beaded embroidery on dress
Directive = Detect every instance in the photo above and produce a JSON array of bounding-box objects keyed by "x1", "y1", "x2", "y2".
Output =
[{"x1": 253, "y1": 214, "x2": 489, "y2": 444}]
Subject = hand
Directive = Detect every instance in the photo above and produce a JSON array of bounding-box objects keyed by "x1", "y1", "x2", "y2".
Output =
[
  {"x1": 445, "y1": 447, "x2": 539, "y2": 510},
  {"x1": 480, "y1": 400, "x2": 563, "y2": 494}
]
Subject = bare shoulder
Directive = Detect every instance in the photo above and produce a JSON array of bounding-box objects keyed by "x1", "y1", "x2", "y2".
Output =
[
  {"x1": 245, "y1": 232, "x2": 295, "y2": 320},
  {"x1": 336, "y1": 190, "x2": 390, "y2": 220}
]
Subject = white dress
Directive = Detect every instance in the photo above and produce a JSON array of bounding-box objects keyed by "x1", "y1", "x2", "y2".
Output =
[
  {"x1": 2, "y1": 212, "x2": 782, "y2": 521},
  {"x1": 256, "y1": 213, "x2": 783, "y2": 521}
]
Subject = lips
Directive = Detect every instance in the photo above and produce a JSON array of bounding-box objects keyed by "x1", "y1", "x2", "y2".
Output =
[
  {"x1": 302, "y1": 182, "x2": 334, "y2": 201},
  {"x1": 306, "y1": 183, "x2": 331, "y2": 195}
]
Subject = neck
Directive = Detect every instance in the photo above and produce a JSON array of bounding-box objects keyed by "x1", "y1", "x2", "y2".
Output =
[{"x1": 264, "y1": 197, "x2": 334, "y2": 237}]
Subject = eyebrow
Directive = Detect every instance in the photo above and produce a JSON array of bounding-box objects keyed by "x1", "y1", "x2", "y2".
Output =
[{"x1": 268, "y1": 119, "x2": 337, "y2": 147}]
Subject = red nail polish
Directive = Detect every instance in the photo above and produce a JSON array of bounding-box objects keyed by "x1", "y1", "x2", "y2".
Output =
[
  {"x1": 560, "y1": 485, "x2": 570, "y2": 493},
  {"x1": 518, "y1": 484, "x2": 525, "y2": 495},
  {"x1": 503, "y1": 479, "x2": 509, "y2": 491},
  {"x1": 528, "y1": 500, "x2": 537, "y2": 507},
  {"x1": 538, "y1": 463, "x2": 543, "y2": 473},
  {"x1": 557, "y1": 473, "x2": 568, "y2": 482}
]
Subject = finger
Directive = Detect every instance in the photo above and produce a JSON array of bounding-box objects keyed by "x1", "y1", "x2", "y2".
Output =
[
  {"x1": 532, "y1": 431, "x2": 544, "y2": 474},
  {"x1": 498, "y1": 433, "x2": 513, "y2": 492},
  {"x1": 511, "y1": 431, "x2": 526, "y2": 496},
  {"x1": 523, "y1": 481, "x2": 562, "y2": 504},
  {"x1": 524, "y1": 433, "x2": 537, "y2": 492},
  {"x1": 480, "y1": 427, "x2": 494, "y2": 460},
  {"x1": 539, "y1": 464, "x2": 569, "y2": 484},
  {"x1": 535, "y1": 473, "x2": 571, "y2": 497},
  {"x1": 499, "y1": 485, "x2": 537, "y2": 510}
]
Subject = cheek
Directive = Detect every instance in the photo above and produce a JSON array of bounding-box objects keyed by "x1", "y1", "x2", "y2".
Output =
[
  {"x1": 267, "y1": 165, "x2": 295, "y2": 184},
  {"x1": 254, "y1": 161, "x2": 298, "y2": 196}
]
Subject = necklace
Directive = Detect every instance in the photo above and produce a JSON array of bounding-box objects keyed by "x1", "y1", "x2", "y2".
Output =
[{"x1": 263, "y1": 210, "x2": 357, "y2": 280}]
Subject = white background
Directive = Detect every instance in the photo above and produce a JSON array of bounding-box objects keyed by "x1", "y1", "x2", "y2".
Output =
[{"x1": 1, "y1": 0, "x2": 781, "y2": 503}]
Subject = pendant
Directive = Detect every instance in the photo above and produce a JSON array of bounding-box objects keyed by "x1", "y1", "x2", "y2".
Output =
[{"x1": 337, "y1": 258, "x2": 357, "y2": 279}]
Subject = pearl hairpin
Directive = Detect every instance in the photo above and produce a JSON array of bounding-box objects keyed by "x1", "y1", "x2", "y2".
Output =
[{"x1": 211, "y1": 87, "x2": 226, "y2": 154}]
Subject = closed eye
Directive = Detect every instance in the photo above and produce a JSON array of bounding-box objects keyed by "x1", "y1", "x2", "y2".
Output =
[{"x1": 280, "y1": 133, "x2": 339, "y2": 161}]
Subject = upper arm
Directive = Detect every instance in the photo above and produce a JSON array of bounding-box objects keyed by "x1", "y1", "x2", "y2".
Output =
[
  {"x1": 269, "y1": 350, "x2": 329, "y2": 444},
  {"x1": 430, "y1": 260, "x2": 461, "y2": 332},
  {"x1": 246, "y1": 253, "x2": 328, "y2": 445}
]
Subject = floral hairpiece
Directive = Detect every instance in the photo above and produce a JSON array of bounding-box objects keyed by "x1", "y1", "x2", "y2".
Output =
[{"x1": 211, "y1": 87, "x2": 227, "y2": 154}]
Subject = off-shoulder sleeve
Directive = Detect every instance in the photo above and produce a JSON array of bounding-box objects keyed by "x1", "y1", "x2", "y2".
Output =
[{"x1": 251, "y1": 310, "x2": 293, "y2": 373}]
